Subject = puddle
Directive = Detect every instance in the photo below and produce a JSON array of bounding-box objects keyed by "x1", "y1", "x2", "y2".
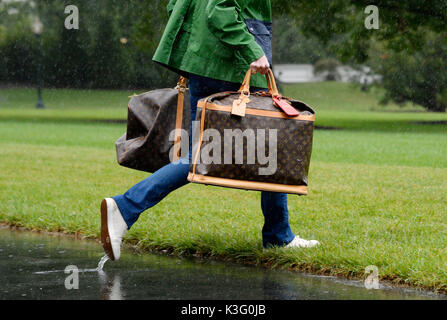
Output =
[{"x1": 0, "y1": 227, "x2": 445, "y2": 300}]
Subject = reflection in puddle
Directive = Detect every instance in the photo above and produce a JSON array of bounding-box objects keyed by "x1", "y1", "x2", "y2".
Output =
[
  {"x1": 99, "y1": 273, "x2": 123, "y2": 300},
  {"x1": 0, "y1": 227, "x2": 445, "y2": 300}
]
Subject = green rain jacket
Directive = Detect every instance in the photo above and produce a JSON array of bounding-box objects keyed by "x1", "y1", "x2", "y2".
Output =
[{"x1": 153, "y1": 0, "x2": 272, "y2": 88}]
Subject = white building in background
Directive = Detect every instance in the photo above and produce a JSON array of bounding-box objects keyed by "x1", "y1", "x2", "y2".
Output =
[
  {"x1": 273, "y1": 64, "x2": 319, "y2": 83},
  {"x1": 273, "y1": 64, "x2": 382, "y2": 84}
]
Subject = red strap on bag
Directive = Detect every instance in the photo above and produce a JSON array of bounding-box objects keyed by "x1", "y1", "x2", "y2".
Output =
[
  {"x1": 237, "y1": 69, "x2": 300, "y2": 117},
  {"x1": 272, "y1": 96, "x2": 300, "y2": 117}
]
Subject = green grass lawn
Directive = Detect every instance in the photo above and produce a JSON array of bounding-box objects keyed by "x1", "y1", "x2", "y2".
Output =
[{"x1": 0, "y1": 83, "x2": 446, "y2": 293}]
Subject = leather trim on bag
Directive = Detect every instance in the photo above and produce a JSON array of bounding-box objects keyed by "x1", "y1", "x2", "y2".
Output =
[
  {"x1": 173, "y1": 77, "x2": 188, "y2": 162},
  {"x1": 197, "y1": 100, "x2": 315, "y2": 121},
  {"x1": 187, "y1": 173, "x2": 308, "y2": 195}
]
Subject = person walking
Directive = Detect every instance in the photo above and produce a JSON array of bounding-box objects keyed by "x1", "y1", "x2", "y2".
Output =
[{"x1": 101, "y1": 0, "x2": 320, "y2": 261}]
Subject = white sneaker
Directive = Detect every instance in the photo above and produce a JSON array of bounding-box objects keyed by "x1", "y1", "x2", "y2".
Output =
[
  {"x1": 100, "y1": 198, "x2": 128, "y2": 261},
  {"x1": 285, "y1": 236, "x2": 320, "y2": 248}
]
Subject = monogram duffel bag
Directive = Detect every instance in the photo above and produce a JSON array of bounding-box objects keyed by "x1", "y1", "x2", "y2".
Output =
[
  {"x1": 188, "y1": 69, "x2": 315, "y2": 195},
  {"x1": 116, "y1": 77, "x2": 190, "y2": 173}
]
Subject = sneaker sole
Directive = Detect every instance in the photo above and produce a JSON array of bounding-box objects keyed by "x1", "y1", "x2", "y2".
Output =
[{"x1": 100, "y1": 199, "x2": 116, "y2": 261}]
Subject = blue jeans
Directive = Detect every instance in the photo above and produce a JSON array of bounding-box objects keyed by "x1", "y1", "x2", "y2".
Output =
[{"x1": 113, "y1": 74, "x2": 295, "y2": 248}]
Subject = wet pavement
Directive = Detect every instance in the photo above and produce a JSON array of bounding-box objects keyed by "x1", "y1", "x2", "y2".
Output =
[{"x1": 0, "y1": 227, "x2": 445, "y2": 300}]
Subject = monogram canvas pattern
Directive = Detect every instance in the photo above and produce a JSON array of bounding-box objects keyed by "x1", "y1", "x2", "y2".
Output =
[
  {"x1": 191, "y1": 92, "x2": 315, "y2": 190},
  {"x1": 116, "y1": 88, "x2": 191, "y2": 173}
]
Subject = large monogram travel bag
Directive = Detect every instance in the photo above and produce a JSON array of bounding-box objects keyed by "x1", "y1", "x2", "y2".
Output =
[
  {"x1": 116, "y1": 77, "x2": 190, "y2": 173},
  {"x1": 188, "y1": 69, "x2": 315, "y2": 195}
]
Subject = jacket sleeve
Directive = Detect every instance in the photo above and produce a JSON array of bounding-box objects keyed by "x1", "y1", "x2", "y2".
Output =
[
  {"x1": 167, "y1": 0, "x2": 177, "y2": 17},
  {"x1": 206, "y1": 0, "x2": 265, "y2": 64}
]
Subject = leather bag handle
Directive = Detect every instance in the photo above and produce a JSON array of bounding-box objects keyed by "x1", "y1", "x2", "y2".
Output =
[
  {"x1": 238, "y1": 68, "x2": 279, "y2": 96},
  {"x1": 235, "y1": 69, "x2": 299, "y2": 117}
]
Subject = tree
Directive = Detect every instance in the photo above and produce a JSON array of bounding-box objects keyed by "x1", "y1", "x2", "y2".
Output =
[
  {"x1": 313, "y1": 58, "x2": 341, "y2": 81},
  {"x1": 89, "y1": 11, "x2": 130, "y2": 88},
  {"x1": 47, "y1": 26, "x2": 90, "y2": 87},
  {"x1": 272, "y1": 0, "x2": 447, "y2": 111},
  {"x1": 272, "y1": 0, "x2": 447, "y2": 63},
  {"x1": 272, "y1": 16, "x2": 337, "y2": 64},
  {"x1": 0, "y1": 0, "x2": 173, "y2": 89},
  {"x1": 130, "y1": 0, "x2": 176, "y2": 88},
  {"x1": 1, "y1": 20, "x2": 35, "y2": 84},
  {"x1": 378, "y1": 32, "x2": 447, "y2": 112}
]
